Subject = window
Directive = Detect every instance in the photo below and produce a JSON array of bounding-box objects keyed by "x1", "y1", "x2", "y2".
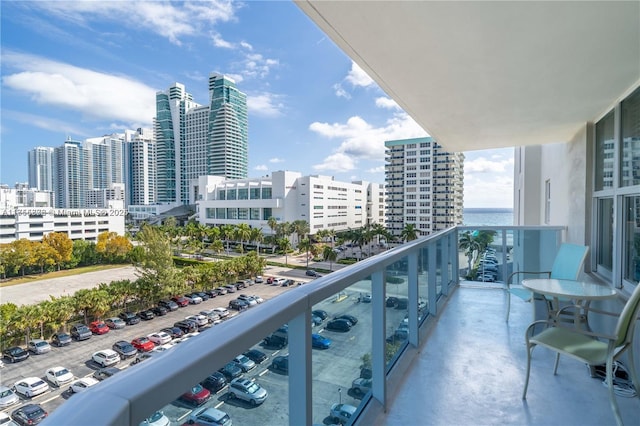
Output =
[
  {"x1": 238, "y1": 189, "x2": 248, "y2": 200},
  {"x1": 595, "y1": 111, "x2": 615, "y2": 191},
  {"x1": 262, "y1": 188, "x2": 272, "y2": 199},
  {"x1": 218, "y1": 190, "x2": 226, "y2": 200},
  {"x1": 623, "y1": 196, "x2": 640, "y2": 283},
  {"x1": 621, "y1": 88, "x2": 640, "y2": 187},
  {"x1": 263, "y1": 208, "x2": 272, "y2": 220},
  {"x1": 227, "y1": 189, "x2": 237, "y2": 200},
  {"x1": 250, "y1": 188, "x2": 260, "y2": 199}
]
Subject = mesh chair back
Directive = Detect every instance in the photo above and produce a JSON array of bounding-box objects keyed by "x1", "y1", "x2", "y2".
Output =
[
  {"x1": 614, "y1": 283, "x2": 640, "y2": 347},
  {"x1": 550, "y1": 243, "x2": 589, "y2": 280}
]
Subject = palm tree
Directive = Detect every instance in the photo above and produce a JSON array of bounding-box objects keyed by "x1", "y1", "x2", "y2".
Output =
[
  {"x1": 220, "y1": 224, "x2": 236, "y2": 254},
  {"x1": 322, "y1": 245, "x2": 338, "y2": 271},
  {"x1": 458, "y1": 231, "x2": 481, "y2": 276},
  {"x1": 277, "y1": 237, "x2": 292, "y2": 266},
  {"x1": 292, "y1": 220, "x2": 310, "y2": 247},
  {"x1": 298, "y1": 238, "x2": 313, "y2": 270},
  {"x1": 235, "y1": 224, "x2": 252, "y2": 253},
  {"x1": 267, "y1": 216, "x2": 278, "y2": 237},
  {"x1": 249, "y1": 228, "x2": 264, "y2": 254},
  {"x1": 400, "y1": 223, "x2": 419, "y2": 242}
]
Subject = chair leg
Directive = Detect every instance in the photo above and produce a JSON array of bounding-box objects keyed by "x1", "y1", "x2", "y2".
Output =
[
  {"x1": 606, "y1": 357, "x2": 623, "y2": 426},
  {"x1": 505, "y1": 289, "x2": 511, "y2": 322},
  {"x1": 522, "y1": 343, "x2": 535, "y2": 399},
  {"x1": 553, "y1": 353, "x2": 560, "y2": 375},
  {"x1": 625, "y1": 346, "x2": 640, "y2": 399}
]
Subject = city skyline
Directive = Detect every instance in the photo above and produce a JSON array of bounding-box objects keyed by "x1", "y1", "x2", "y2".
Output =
[{"x1": 1, "y1": 1, "x2": 514, "y2": 208}]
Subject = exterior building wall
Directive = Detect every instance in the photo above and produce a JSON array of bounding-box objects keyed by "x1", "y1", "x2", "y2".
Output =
[
  {"x1": 53, "y1": 139, "x2": 89, "y2": 209},
  {"x1": 27, "y1": 147, "x2": 54, "y2": 191},
  {"x1": 125, "y1": 128, "x2": 156, "y2": 206}
]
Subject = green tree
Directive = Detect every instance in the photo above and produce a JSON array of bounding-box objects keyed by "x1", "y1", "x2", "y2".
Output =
[
  {"x1": 42, "y1": 232, "x2": 73, "y2": 270},
  {"x1": 292, "y1": 220, "x2": 310, "y2": 246},
  {"x1": 267, "y1": 216, "x2": 278, "y2": 237},
  {"x1": 322, "y1": 245, "x2": 338, "y2": 271},
  {"x1": 32, "y1": 242, "x2": 57, "y2": 273},
  {"x1": 459, "y1": 231, "x2": 481, "y2": 277},
  {"x1": 135, "y1": 224, "x2": 183, "y2": 301},
  {"x1": 234, "y1": 223, "x2": 252, "y2": 254},
  {"x1": 220, "y1": 224, "x2": 236, "y2": 254},
  {"x1": 277, "y1": 237, "x2": 292, "y2": 266},
  {"x1": 400, "y1": 223, "x2": 419, "y2": 242},
  {"x1": 96, "y1": 232, "x2": 132, "y2": 263},
  {"x1": 249, "y1": 227, "x2": 264, "y2": 255},
  {"x1": 298, "y1": 238, "x2": 314, "y2": 270}
]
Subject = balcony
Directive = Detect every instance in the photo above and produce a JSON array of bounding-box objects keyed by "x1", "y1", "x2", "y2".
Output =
[{"x1": 45, "y1": 226, "x2": 639, "y2": 425}]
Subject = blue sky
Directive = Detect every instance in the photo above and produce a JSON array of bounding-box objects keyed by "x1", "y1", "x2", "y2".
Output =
[{"x1": 0, "y1": 1, "x2": 513, "y2": 208}]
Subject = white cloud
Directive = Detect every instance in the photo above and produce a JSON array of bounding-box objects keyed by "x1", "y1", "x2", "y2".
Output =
[
  {"x1": 345, "y1": 61, "x2": 374, "y2": 88},
  {"x1": 254, "y1": 165, "x2": 268, "y2": 171},
  {"x1": 367, "y1": 165, "x2": 385, "y2": 173},
  {"x1": 464, "y1": 156, "x2": 513, "y2": 174},
  {"x1": 211, "y1": 33, "x2": 235, "y2": 49},
  {"x1": 247, "y1": 92, "x2": 284, "y2": 117},
  {"x1": 375, "y1": 97, "x2": 400, "y2": 110},
  {"x1": 269, "y1": 158, "x2": 284, "y2": 163},
  {"x1": 2, "y1": 52, "x2": 155, "y2": 125},
  {"x1": 3, "y1": 110, "x2": 88, "y2": 136},
  {"x1": 464, "y1": 173, "x2": 513, "y2": 208},
  {"x1": 313, "y1": 152, "x2": 356, "y2": 172},
  {"x1": 334, "y1": 83, "x2": 350, "y2": 99}
]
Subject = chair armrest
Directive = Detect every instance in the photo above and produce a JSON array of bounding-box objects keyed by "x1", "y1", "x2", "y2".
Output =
[
  {"x1": 507, "y1": 271, "x2": 552, "y2": 285},
  {"x1": 526, "y1": 317, "x2": 617, "y2": 341}
]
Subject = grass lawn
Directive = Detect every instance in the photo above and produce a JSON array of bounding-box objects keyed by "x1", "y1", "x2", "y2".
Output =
[{"x1": 0, "y1": 264, "x2": 130, "y2": 288}]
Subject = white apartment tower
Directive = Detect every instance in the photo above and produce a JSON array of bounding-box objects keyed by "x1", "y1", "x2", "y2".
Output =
[
  {"x1": 53, "y1": 139, "x2": 89, "y2": 209},
  {"x1": 385, "y1": 137, "x2": 464, "y2": 239},
  {"x1": 124, "y1": 128, "x2": 156, "y2": 206},
  {"x1": 28, "y1": 147, "x2": 54, "y2": 192}
]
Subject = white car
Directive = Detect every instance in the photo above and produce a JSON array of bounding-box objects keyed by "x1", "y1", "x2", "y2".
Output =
[
  {"x1": 139, "y1": 411, "x2": 170, "y2": 426},
  {"x1": 251, "y1": 295, "x2": 264, "y2": 304},
  {"x1": 254, "y1": 276, "x2": 264, "y2": 283},
  {"x1": 212, "y1": 307, "x2": 230, "y2": 318},
  {"x1": 92, "y1": 349, "x2": 121, "y2": 367},
  {"x1": 69, "y1": 377, "x2": 99, "y2": 393},
  {"x1": 0, "y1": 386, "x2": 19, "y2": 408},
  {"x1": 45, "y1": 366, "x2": 74, "y2": 387},
  {"x1": 185, "y1": 314, "x2": 208, "y2": 327},
  {"x1": 184, "y1": 294, "x2": 203, "y2": 304},
  {"x1": 13, "y1": 377, "x2": 49, "y2": 398},
  {"x1": 199, "y1": 309, "x2": 221, "y2": 323},
  {"x1": 238, "y1": 295, "x2": 258, "y2": 306},
  {"x1": 147, "y1": 331, "x2": 172, "y2": 345}
]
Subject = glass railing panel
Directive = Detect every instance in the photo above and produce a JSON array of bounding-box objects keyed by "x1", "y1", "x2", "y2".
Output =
[
  {"x1": 385, "y1": 258, "x2": 409, "y2": 364},
  {"x1": 418, "y1": 244, "x2": 430, "y2": 324},
  {"x1": 311, "y1": 277, "x2": 372, "y2": 425},
  {"x1": 435, "y1": 238, "x2": 443, "y2": 296}
]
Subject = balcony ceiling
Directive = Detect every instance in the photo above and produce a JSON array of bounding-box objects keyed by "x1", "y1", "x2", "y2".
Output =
[{"x1": 295, "y1": 1, "x2": 640, "y2": 152}]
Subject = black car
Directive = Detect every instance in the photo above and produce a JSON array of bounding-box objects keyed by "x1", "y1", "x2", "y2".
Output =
[
  {"x1": 93, "y1": 367, "x2": 122, "y2": 381},
  {"x1": 229, "y1": 299, "x2": 249, "y2": 311},
  {"x1": 218, "y1": 362, "x2": 243, "y2": 381},
  {"x1": 174, "y1": 320, "x2": 198, "y2": 334},
  {"x1": 335, "y1": 314, "x2": 358, "y2": 325},
  {"x1": 200, "y1": 372, "x2": 227, "y2": 393},
  {"x1": 271, "y1": 356, "x2": 289, "y2": 374},
  {"x1": 326, "y1": 318, "x2": 352, "y2": 332},
  {"x1": 306, "y1": 269, "x2": 321, "y2": 277},
  {"x1": 158, "y1": 300, "x2": 179, "y2": 312},
  {"x1": 312, "y1": 309, "x2": 329, "y2": 320},
  {"x1": 118, "y1": 311, "x2": 141, "y2": 325},
  {"x1": 161, "y1": 327, "x2": 185, "y2": 339},
  {"x1": 151, "y1": 305, "x2": 168, "y2": 316},
  {"x1": 51, "y1": 332, "x2": 72, "y2": 347},
  {"x1": 3, "y1": 346, "x2": 30, "y2": 363},
  {"x1": 195, "y1": 291, "x2": 210, "y2": 301},
  {"x1": 204, "y1": 289, "x2": 218, "y2": 298},
  {"x1": 262, "y1": 333, "x2": 287, "y2": 349},
  {"x1": 243, "y1": 349, "x2": 267, "y2": 364},
  {"x1": 70, "y1": 324, "x2": 92, "y2": 340},
  {"x1": 112, "y1": 340, "x2": 137, "y2": 358},
  {"x1": 11, "y1": 404, "x2": 47, "y2": 426},
  {"x1": 386, "y1": 297, "x2": 408, "y2": 309},
  {"x1": 138, "y1": 310, "x2": 155, "y2": 321},
  {"x1": 281, "y1": 279, "x2": 295, "y2": 287}
]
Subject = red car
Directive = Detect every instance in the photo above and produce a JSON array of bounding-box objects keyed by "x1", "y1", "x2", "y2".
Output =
[
  {"x1": 131, "y1": 337, "x2": 155, "y2": 352},
  {"x1": 180, "y1": 384, "x2": 211, "y2": 406},
  {"x1": 266, "y1": 277, "x2": 274, "y2": 284},
  {"x1": 89, "y1": 321, "x2": 110, "y2": 335},
  {"x1": 171, "y1": 296, "x2": 189, "y2": 307}
]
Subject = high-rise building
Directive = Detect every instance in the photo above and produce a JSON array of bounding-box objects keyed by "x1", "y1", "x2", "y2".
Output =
[
  {"x1": 155, "y1": 73, "x2": 248, "y2": 205},
  {"x1": 53, "y1": 138, "x2": 89, "y2": 209},
  {"x1": 385, "y1": 137, "x2": 464, "y2": 239},
  {"x1": 84, "y1": 134, "x2": 125, "y2": 193},
  {"x1": 27, "y1": 147, "x2": 54, "y2": 191},
  {"x1": 124, "y1": 128, "x2": 156, "y2": 206}
]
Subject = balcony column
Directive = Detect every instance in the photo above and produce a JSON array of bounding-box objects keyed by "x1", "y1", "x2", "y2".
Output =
[
  {"x1": 288, "y1": 309, "x2": 312, "y2": 426},
  {"x1": 371, "y1": 269, "x2": 386, "y2": 409},
  {"x1": 428, "y1": 243, "x2": 438, "y2": 317},
  {"x1": 408, "y1": 251, "x2": 419, "y2": 346}
]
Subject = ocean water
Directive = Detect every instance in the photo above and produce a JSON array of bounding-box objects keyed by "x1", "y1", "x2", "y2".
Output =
[{"x1": 463, "y1": 208, "x2": 513, "y2": 226}]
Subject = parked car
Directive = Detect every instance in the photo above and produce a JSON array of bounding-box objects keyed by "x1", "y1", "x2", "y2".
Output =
[
  {"x1": 93, "y1": 367, "x2": 121, "y2": 381},
  {"x1": 229, "y1": 299, "x2": 249, "y2": 311},
  {"x1": 335, "y1": 314, "x2": 358, "y2": 325},
  {"x1": 361, "y1": 293, "x2": 372, "y2": 303},
  {"x1": 0, "y1": 386, "x2": 19, "y2": 408},
  {"x1": 351, "y1": 377, "x2": 372, "y2": 395},
  {"x1": 148, "y1": 331, "x2": 172, "y2": 345},
  {"x1": 312, "y1": 314, "x2": 323, "y2": 326},
  {"x1": 216, "y1": 287, "x2": 228, "y2": 296},
  {"x1": 200, "y1": 309, "x2": 221, "y2": 324},
  {"x1": 200, "y1": 372, "x2": 227, "y2": 394},
  {"x1": 185, "y1": 314, "x2": 208, "y2": 327},
  {"x1": 139, "y1": 411, "x2": 170, "y2": 426},
  {"x1": 184, "y1": 294, "x2": 203, "y2": 304},
  {"x1": 251, "y1": 295, "x2": 264, "y2": 304},
  {"x1": 195, "y1": 291, "x2": 210, "y2": 301},
  {"x1": 306, "y1": 269, "x2": 321, "y2": 277},
  {"x1": 70, "y1": 324, "x2": 92, "y2": 340},
  {"x1": 180, "y1": 384, "x2": 211, "y2": 407},
  {"x1": 218, "y1": 362, "x2": 243, "y2": 381},
  {"x1": 10, "y1": 404, "x2": 47, "y2": 426},
  {"x1": 385, "y1": 296, "x2": 408, "y2": 309},
  {"x1": 237, "y1": 294, "x2": 257, "y2": 306},
  {"x1": 266, "y1": 277, "x2": 274, "y2": 284},
  {"x1": 138, "y1": 310, "x2": 155, "y2": 321},
  {"x1": 131, "y1": 337, "x2": 155, "y2": 352},
  {"x1": 228, "y1": 378, "x2": 268, "y2": 406},
  {"x1": 186, "y1": 407, "x2": 231, "y2": 426},
  {"x1": 13, "y1": 377, "x2": 49, "y2": 398},
  {"x1": 311, "y1": 333, "x2": 332, "y2": 349},
  {"x1": 281, "y1": 279, "x2": 294, "y2": 287},
  {"x1": 51, "y1": 332, "x2": 72, "y2": 347},
  {"x1": 325, "y1": 318, "x2": 352, "y2": 332},
  {"x1": 330, "y1": 403, "x2": 357, "y2": 424},
  {"x1": 161, "y1": 327, "x2": 184, "y2": 339},
  {"x1": 312, "y1": 309, "x2": 329, "y2": 320},
  {"x1": 174, "y1": 320, "x2": 198, "y2": 334},
  {"x1": 118, "y1": 311, "x2": 141, "y2": 325},
  {"x1": 234, "y1": 281, "x2": 246, "y2": 290},
  {"x1": 28, "y1": 339, "x2": 52, "y2": 354},
  {"x1": 171, "y1": 296, "x2": 189, "y2": 307},
  {"x1": 212, "y1": 307, "x2": 230, "y2": 318},
  {"x1": 223, "y1": 284, "x2": 237, "y2": 293},
  {"x1": 254, "y1": 276, "x2": 264, "y2": 283},
  {"x1": 232, "y1": 354, "x2": 256, "y2": 372},
  {"x1": 243, "y1": 349, "x2": 267, "y2": 364},
  {"x1": 151, "y1": 305, "x2": 169, "y2": 317},
  {"x1": 204, "y1": 289, "x2": 219, "y2": 298},
  {"x1": 3, "y1": 346, "x2": 29, "y2": 363},
  {"x1": 92, "y1": 349, "x2": 121, "y2": 367},
  {"x1": 270, "y1": 355, "x2": 288, "y2": 374},
  {"x1": 158, "y1": 300, "x2": 179, "y2": 311},
  {"x1": 89, "y1": 321, "x2": 110, "y2": 335},
  {"x1": 112, "y1": 340, "x2": 137, "y2": 358},
  {"x1": 45, "y1": 366, "x2": 74, "y2": 387},
  {"x1": 69, "y1": 377, "x2": 99, "y2": 393},
  {"x1": 105, "y1": 317, "x2": 126, "y2": 329}
]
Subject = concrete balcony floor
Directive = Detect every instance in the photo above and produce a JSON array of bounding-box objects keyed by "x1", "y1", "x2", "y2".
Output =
[{"x1": 373, "y1": 285, "x2": 639, "y2": 426}]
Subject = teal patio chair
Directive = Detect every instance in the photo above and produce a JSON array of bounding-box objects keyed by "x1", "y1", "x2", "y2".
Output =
[
  {"x1": 523, "y1": 283, "x2": 640, "y2": 426},
  {"x1": 505, "y1": 243, "x2": 589, "y2": 322}
]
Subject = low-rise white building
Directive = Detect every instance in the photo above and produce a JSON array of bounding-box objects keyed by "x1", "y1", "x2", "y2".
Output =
[{"x1": 194, "y1": 171, "x2": 385, "y2": 235}]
